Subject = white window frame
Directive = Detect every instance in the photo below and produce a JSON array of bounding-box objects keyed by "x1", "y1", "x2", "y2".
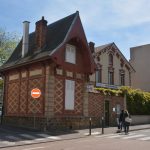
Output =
[
  {"x1": 65, "y1": 79, "x2": 75, "y2": 110},
  {"x1": 65, "y1": 44, "x2": 76, "y2": 64},
  {"x1": 120, "y1": 73, "x2": 125, "y2": 86},
  {"x1": 96, "y1": 70, "x2": 101, "y2": 83},
  {"x1": 108, "y1": 71, "x2": 114, "y2": 85}
]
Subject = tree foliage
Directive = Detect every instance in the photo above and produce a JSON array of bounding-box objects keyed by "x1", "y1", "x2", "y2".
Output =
[{"x1": 0, "y1": 28, "x2": 20, "y2": 65}]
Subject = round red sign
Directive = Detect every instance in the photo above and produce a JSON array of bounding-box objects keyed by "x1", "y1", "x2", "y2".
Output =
[{"x1": 31, "y1": 88, "x2": 41, "y2": 98}]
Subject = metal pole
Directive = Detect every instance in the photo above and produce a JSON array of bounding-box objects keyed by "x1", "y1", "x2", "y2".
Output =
[
  {"x1": 34, "y1": 112, "x2": 36, "y2": 129},
  {"x1": 89, "y1": 117, "x2": 92, "y2": 135},
  {"x1": 102, "y1": 117, "x2": 104, "y2": 134},
  {"x1": 33, "y1": 101, "x2": 36, "y2": 129}
]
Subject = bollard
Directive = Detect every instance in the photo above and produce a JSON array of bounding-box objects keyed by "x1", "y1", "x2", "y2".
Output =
[
  {"x1": 101, "y1": 117, "x2": 104, "y2": 134},
  {"x1": 89, "y1": 117, "x2": 92, "y2": 135}
]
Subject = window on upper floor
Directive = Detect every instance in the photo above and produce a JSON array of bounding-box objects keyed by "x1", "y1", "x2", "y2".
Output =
[
  {"x1": 108, "y1": 71, "x2": 114, "y2": 85},
  {"x1": 96, "y1": 69, "x2": 102, "y2": 83},
  {"x1": 65, "y1": 44, "x2": 76, "y2": 64},
  {"x1": 120, "y1": 72, "x2": 125, "y2": 86},
  {"x1": 109, "y1": 53, "x2": 113, "y2": 66}
]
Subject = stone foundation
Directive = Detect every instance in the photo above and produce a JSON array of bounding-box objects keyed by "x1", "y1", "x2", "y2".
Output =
[{"x1": 3, "y1": 116, "x2": 103, "y2": 131}]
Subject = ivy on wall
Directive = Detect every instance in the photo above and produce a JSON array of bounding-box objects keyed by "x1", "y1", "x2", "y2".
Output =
[{"x1": 95, "y1": 86, "x2": 150, "y2": 115}]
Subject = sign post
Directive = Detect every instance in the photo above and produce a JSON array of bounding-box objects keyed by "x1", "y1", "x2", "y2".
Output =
[{"x1": 31, "y1": 88, "x2": 41, "y2": 129}]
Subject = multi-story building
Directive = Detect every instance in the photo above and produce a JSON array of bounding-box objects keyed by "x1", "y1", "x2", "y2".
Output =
[
  {"x1": 130, "y1": 44, "x2": 150, "y2": 92},
  {"x1": 90, "y1": 42, "x2": 135, "y2": 89}
]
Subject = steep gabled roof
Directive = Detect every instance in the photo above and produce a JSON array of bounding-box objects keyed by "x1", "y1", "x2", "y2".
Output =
[
  {"x1": 0, "y1": 12, "x2": 78, "y2": 71},
  {"x1": 95, "y1": 43, "x2": 113, "y2": 53},
  {"x1": 95, "y1": 42, "x2": 135, "y2": 72}
]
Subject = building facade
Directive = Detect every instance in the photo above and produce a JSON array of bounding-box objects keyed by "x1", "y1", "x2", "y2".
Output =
[
  {"x1": 130, "y1": 44, "x2": 150, "y2": 92},
  {"x1": 0, "y1": 12, "x2": 124, "y2": 130},
  {"x1": 90, "y1": 43, "x2": 135, "y2": 89}
]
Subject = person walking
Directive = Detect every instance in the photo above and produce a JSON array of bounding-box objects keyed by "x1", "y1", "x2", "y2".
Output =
[
  {"x1": 123, "y1": 110, "x2": 131, "y2": 135},
  {"x1": 119, "y1": 110, "x2": 124, "y2": 132}
]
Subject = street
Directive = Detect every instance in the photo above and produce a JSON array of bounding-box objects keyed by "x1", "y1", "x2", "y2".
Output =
[
  {"x1": 1, "y1": 130, "x2": 150, "y2": 150},
  {"x1": 1, "y1": 128, "x2": 150, "y2": 150}
]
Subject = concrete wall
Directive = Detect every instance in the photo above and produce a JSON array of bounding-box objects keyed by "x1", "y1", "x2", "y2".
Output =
[
  {"x1": 131, "y1": 115, "x2": 150, "y2": 125},
  {"x1": 130, "y1": 44, "x2": 150, "y2": 92}
]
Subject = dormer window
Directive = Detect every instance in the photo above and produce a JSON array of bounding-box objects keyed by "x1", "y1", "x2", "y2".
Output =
[
  {"x1": 109, "y1": 53, "x2": 113, "y2": 66},
  {"x1": 65, "y1": 44, "x2": 76, "y2": 64}
]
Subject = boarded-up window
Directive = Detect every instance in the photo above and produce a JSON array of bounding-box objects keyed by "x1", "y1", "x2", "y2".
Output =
[
  {"x1": 65, "y1": 80, "x2": 75, "y2": 110},
  {"x1": 65, "y1": 44, "x2": 76, "y2": 64}
]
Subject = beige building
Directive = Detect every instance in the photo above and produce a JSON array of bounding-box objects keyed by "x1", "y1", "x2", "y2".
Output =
[
  {"x1": 90, "y1": 42, "x2": 135, "y2": 89},
  {"x1": 130, "y1": 44, "x2": 150, "y2": 92}
]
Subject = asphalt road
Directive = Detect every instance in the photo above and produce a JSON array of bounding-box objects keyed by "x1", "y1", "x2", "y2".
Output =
[{"x1": 1, "y1": 129, "x2": 150, "y2": 150}]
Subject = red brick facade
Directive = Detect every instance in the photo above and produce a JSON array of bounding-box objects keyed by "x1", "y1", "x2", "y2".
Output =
[
  {"x1": 1, "y1": 12, "x2": 124, "y2": 130},
  {"x1": 88, "y1": 92, "x2": 124, "y2": 126},
  {"x1": 4, "y1": 63, "x2": 45, "y2": 117}
]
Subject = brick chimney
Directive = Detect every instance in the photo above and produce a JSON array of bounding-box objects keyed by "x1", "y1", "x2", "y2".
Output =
[
  {"x1": 89, "y1": 41, "x2": 95, "y2": 53},
  {"x1": 35, "y1": 16, "x2": 47, "y2": 49}
]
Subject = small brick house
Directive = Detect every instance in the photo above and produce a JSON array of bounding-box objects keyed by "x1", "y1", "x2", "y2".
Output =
[{"x1": 0, "y1": 11, "x2": 124, "y2": 130}]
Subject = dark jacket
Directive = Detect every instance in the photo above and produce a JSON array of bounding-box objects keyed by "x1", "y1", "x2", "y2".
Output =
[
  {"x1": 124, "y1": 111, "x2": 130, "y2": 125},
  {"x1": 119, "y1": 112, "x2": 124, "y2": 122}
]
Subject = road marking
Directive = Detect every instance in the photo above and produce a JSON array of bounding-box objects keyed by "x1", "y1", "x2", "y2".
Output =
[
  {"x1": 106, "y1": 133, "x2": 135, "y2": 138},
  {"x1": 47, "y1": 136, "x2": 61, "y2": 140},
  {"x1": 142, "y1": 130, "x2": 150, "y2": 133},
  {"x1": 84, "y1": 132, "x2": 101, "y2": 136},
  {"x1": 20, "y1": 134, "x2": 36, "y2": 140},
  {"x1": 23, "y1": 147, "x2": 45, "y2": 150},
  {"x1": 95, "y1": 134, "x2": 116, "y2": 138},
  {"x1": 37, "y1": 134, "x2": 61, "y2": 140},
  {"x1": 122, "y1": 134, "x2": 145, "y2": 139},
  {"x1": 22, "y1": 140, "x2": 34, "y2": 144},
  {"x1": 6, "y1": 135, "x2": 21, "y2": 141},
  {"x1": 1, "y1": 141, "x2": 16, "y2": 145},
  {"x1": 107, "y1": 135, "x2": 125, "y2": 138},
  {"x1": 139, "y1": 136, "x2": 150, "y2": 141},
  {"x1": 34, "y1": 138, "x2": 45, "y2": 141},
  {"x1": 37, "y1": 133, "x2": 50, "y2": 138}
]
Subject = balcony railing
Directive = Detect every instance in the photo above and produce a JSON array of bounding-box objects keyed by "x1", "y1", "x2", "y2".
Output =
[{"x1": 96, "y1": 83, "x2": 121, "y2": 89}]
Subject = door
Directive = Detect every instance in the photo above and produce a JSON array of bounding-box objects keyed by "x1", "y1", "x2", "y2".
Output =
[{"x1": 105, "y1": 101, "x2": 110, "y2": 127}]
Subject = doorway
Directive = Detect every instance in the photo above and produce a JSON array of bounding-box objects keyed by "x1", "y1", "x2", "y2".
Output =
[{"x1": 105, "y1": 101, "x2": 110, "y2": 127}]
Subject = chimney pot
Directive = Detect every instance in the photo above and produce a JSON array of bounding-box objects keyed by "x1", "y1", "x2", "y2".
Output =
[
  {"x1": 89, "y1": 42, "x2": 95, "y2": 53},
  {"x1": 22, "y1": 21, "x2": 30, "y2": 57}
]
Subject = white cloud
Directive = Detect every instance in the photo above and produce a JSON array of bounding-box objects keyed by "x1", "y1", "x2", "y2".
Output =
[{"x1": 38, "y1": 0, "x2": 150, "y2": 32}]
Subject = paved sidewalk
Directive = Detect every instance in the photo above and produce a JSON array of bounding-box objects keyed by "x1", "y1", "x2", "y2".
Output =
[{"x1": 74, "y1": 124, "x2": 150, "y2": 136}]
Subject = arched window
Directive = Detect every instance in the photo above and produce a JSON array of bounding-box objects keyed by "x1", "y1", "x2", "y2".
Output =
[{"x1": 109, "y1": 53, "x2": 113, "y2": 66}]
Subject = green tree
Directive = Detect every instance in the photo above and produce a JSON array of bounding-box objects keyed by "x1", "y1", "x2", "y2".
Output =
[{"x1": 0, "y1": 28, "x2": 20, "y2": 65}]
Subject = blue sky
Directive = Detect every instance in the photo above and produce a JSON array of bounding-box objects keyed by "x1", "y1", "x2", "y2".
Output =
[{"x1": 1, "y1": 0, "x2": 150, "y2": 60}]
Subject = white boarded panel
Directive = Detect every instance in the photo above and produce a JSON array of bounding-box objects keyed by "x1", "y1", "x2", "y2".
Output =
[{"x1": 65, "y1": 80, "x2": 75, "y2": 110}]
